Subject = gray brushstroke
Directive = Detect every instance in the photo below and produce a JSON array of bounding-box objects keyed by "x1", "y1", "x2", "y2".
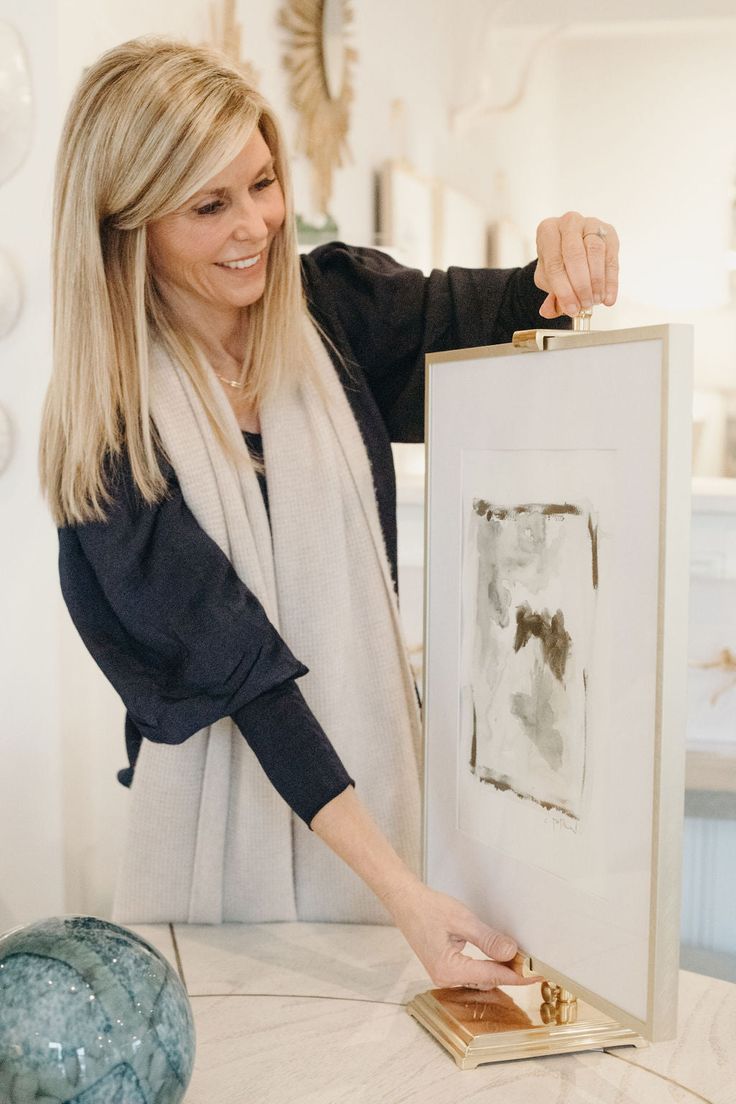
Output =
[
  {"x1": 588, "y1": 515, "x2": 599, "y2": 590},
  {"x1": 473, "y1": 500, "x2": 582, "y2": 520},
  {"x1": 470, "y1": 701, "x2": 477, "y2": 773},
  {"x1": 581, "y1": 668, "x2": 588, "y2": 794},
  {"x1": 510, "y1": 658, "x2": 564, "y2": 771}
]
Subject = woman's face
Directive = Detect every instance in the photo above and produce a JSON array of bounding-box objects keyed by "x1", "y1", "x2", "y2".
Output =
[{"x1": 147, "y1": 127, "x2": 286, "y2": 322}]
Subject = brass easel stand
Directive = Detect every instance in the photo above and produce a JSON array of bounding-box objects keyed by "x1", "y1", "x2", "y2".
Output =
[{"x1": 406, "y1": 971, "x2": 646, "y2": 1069}]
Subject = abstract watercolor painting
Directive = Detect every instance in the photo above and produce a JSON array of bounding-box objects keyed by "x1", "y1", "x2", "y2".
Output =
[
  {"x1": 464, "y1": 499, "x2": 599, "y2": 822},
  {"x1": 424, "y1": 329, "x2": 692, "y2": 1033}
]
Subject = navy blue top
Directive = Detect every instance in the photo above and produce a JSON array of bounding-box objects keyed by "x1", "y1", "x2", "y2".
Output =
[
  {"x1": 242, "y1": 430, "x2": 269, "y2": 520},
  {"x1": 57, "y1": 244, "x2": 570, "y2": 829}
]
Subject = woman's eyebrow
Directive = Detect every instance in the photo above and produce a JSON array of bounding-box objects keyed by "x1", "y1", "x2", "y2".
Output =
[{"x1": 190, "y1": 159, "x2": 275, "y2": 201}]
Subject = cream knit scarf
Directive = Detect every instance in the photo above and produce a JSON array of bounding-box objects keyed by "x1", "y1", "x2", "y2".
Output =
[{"x1": 112, "y1": 316, "x2": 423, "y2": 925}]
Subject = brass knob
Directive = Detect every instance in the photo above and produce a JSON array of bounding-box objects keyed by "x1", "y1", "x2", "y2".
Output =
[
  {"x1": 541, "y1": 981, "x2": 558, "y2": 1003},
  {"x1": 573, "y1": 309, "x2": 592, "y2": 332}
]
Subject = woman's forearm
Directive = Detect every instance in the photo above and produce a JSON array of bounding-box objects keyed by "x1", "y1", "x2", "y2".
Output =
[
  {"x1": 309, "y1": 785, "x2": 422, "y2": 912},
  {"x1": 309, "y1": 784, "x2": 531, "y2": 990}
]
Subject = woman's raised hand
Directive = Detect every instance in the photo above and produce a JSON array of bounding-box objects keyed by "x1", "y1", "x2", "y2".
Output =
[
  {"x1": 534, "y1": 211, "x2": 620, "y2": 319},
  {"x1": 382, "y1": 880, "x2": 540, "y2": 990}
]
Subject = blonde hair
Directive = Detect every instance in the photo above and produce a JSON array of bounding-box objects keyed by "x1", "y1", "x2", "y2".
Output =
[{"x1": 40, "y1": 37, "x2": 321, "y2": 526}]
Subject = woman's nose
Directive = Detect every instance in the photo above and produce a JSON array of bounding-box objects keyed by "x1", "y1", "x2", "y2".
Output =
[{"x1": 231, "y1": 197, "x2": 267, "y2": 242}]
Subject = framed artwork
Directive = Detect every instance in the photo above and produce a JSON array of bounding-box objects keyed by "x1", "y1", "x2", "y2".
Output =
[
  {"x1": 724, "y1": 390, "x2": 736, "y2": 477},
  {"x1": 376, "y1": 161, "x2": 435, "y2": 275},
  {"x1": 422, "y1": 326, "x2": 693, "y2": 1042},
  {"x1": 487, "y1": 217, "x2": 530, "y2": 269},
  {"x1": 433, "y1": 183, "x2": 487, "y2": 271}
]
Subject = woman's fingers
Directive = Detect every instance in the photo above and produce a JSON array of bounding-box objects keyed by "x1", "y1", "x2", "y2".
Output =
[
  {"x1": 535, "y1": 212, "x2": 620, "y2": 317},
  {"x1": 387, "y1": 883, "x2": 540, "y2": 992},
  {"x1": 581, "y1": 218, "x2": 620, "y2": 307},
  {"x1": 538, "y1": 291, "x2": 561, "y2": 319},
  {"x1": 454, "y1": 913, "x2": 516, "y2": 962},
  {"x1": 581, "y1": 217, "x2": 607, "y2": 305},
  {"x1": 559, "y1": 211, "x2": 594, "y2": 310},
  {"x1": 536, "y1": 216, "x2": 581, "y2": 317},
  {"x1": 442, "y1": 952, "x2": 541, "y2": 990},
  {"x1": 603, "y1": 224, "x2": 620, "y2": 306},
  {"x1": 445, "y1": 914, "x2": 541, "y2": 989}
]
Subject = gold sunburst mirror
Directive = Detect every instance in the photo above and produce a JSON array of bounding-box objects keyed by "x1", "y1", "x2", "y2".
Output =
[{"x1": 278, "y1": 0, "x2": 357, "y2": 215}]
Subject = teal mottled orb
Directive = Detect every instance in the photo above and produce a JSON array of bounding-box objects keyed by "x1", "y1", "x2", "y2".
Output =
[{"x1": 0, "y1": 916, "x2": 195, "y2": 1103}]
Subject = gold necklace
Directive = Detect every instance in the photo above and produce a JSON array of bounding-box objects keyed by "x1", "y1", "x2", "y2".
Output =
[{"x1": 216, "y1": 373, "x2": 244, "y2": 389}]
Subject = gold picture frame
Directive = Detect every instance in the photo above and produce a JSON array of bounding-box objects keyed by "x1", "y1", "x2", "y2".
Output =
[{"x1": 415, "y1": 326, "x2": 693, "y2": 1062}]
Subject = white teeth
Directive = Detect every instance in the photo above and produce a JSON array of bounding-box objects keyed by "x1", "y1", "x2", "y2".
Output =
[{"x1": 217, "y1": 254, "x2": 261, "y2": 270}]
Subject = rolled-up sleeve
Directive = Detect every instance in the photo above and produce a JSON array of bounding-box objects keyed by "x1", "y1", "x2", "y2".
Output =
[{"x1": 58, "y1": 453, "x2": 354, "y2": 827}]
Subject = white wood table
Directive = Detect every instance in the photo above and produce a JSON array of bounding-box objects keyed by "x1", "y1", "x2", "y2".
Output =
[{"x1": 133, "y1": 922, "x2": 735, "y2": 1104}]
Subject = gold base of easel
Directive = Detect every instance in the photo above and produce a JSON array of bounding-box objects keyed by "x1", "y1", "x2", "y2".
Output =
[{"x1": 406, "y1": 980, "x2": 647, "y2": 1069}]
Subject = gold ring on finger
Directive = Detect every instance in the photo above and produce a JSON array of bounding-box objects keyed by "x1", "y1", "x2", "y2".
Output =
[{"x1": 583, "y1": 225, "x2": 607, "y2": 241}]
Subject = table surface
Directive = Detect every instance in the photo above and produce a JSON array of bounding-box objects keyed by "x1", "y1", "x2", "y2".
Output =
[{"x1": 132, "y1": 922, "x2": 735, "y2": 1104}]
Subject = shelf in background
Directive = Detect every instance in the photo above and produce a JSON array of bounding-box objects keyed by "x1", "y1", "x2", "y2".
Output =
[{"x1": 685, "y1": 745, "x2": 736, "y2": 796}]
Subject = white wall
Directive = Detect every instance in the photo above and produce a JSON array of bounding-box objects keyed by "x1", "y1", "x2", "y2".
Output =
[{"x1": 0, "y1": 2, "x2": 64, "y2": 932}]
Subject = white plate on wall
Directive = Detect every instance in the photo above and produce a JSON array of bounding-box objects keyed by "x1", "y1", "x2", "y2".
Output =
[
  {"x1": 0, "y1": 20, "x2": 34, "y2": 185},
  {"x1": 0, "y1": 402, "x2": 12, "y2": 475},
  {"x1": 0, "y1": 250, "x2": 21, "y2": 337}
]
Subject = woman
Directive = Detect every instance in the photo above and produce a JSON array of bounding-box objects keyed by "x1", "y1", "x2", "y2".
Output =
[{"x1": 40, "y1": 38, "x2": 618, "y2": 992}]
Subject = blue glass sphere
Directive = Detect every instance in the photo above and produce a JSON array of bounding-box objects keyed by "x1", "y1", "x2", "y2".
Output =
[{"x1": 0, "y1": 916, "x2": 195, "y2": 1103}]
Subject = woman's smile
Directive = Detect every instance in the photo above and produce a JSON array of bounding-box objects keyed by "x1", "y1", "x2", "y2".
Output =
[{"x1": 215, "y1": 251, "x2": 265, "y2": 272}]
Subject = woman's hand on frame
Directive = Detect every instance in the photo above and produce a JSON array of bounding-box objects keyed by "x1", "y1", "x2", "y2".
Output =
[
  {"x1": 534, "y1": 211, "x2": 620, "y2": 319},
  {"x1": 384, "y1": 880, "x2": 540, "y2": 990}
]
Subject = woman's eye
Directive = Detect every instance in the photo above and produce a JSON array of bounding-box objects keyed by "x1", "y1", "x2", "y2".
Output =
[
  {"x1": 195, "y1": 200, "x2": 224, "y2": 216},
  {"x1": 193, "y1": 178, "x2": 275, "y2": 214}
]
